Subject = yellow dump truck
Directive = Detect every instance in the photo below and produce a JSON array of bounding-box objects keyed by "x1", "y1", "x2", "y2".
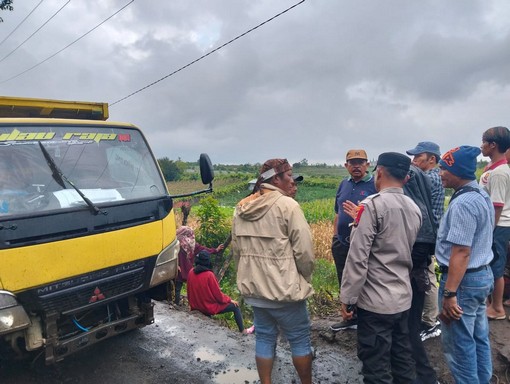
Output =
[{"x1": 0, "y1": 96, "x2": 213, "y2": 364}]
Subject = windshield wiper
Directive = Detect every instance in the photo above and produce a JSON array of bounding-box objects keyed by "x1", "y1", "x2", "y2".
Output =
[
  {"x1": 39, "y1": 142, "x2": 66, "y2": 189},
  {"x1": 38, "y1": 142, "x2": 105, "y2": 215}
]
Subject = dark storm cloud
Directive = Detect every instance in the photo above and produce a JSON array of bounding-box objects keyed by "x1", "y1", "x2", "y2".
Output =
[{"x1": 1, "y1": 0, "x2": 509, "y2": 164}]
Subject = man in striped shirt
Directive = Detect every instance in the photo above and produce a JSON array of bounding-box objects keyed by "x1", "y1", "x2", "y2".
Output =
[{"x1": 436, "y1": 145, "x2": 494, "y2": 384}]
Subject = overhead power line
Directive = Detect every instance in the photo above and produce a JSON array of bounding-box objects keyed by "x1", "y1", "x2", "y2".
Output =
[
  {"x1": 0, "y1": 0, "x2": 134, "y2": 85},
  {"x1": 110, "y1": 0, "x2": 306, "y2": 106},
  {"x1": 0, "y1": 0, "x2": 71, "y2": 64},
  {"x1": 0, "y1": 0, "x2": 45, "y2": 48}
]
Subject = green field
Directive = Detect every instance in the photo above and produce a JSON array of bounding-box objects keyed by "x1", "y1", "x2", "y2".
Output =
[{"x1": 168, "y1": 164, "x2": 347, "y2": 208}]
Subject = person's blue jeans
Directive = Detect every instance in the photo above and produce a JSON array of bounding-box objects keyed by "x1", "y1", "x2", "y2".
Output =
[
  {"x1": 252, "y1": 301, "x2": 311, "y2": 359},
  {"x1": 438, "y1": 266, "x2": 494, "y2": 384},
  {"x1": 218, "y1": 303, "x2": 245, "y2": 332}
]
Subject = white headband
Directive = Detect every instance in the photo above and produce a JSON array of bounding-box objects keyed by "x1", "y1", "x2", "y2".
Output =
[{"x1": 260, "y1": 168, "x2": 277, "y2": 181}]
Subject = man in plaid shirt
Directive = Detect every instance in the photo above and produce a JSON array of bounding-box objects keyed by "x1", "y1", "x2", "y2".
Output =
[{"x1": 407, "y1": 141, "x2": 445, "y2": 341}]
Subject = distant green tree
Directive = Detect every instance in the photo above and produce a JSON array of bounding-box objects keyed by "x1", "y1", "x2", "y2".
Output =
[
  {"x1": 0, "y1": 0, "x2": 13, "y2": 10},
  {"x1": 157, "y1": 157, "x2": 182, "y2": 181},
  {"x1": 175, "y1": 158, "x2": 187, "y2": 175},
  {"x1": 0, "y1": 0, "x2": 13, "y2": 22}
]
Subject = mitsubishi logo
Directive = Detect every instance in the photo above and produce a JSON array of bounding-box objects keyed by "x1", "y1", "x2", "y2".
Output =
[{"x1": 89, "y1": 287, "x2": 106, "y2": 303}]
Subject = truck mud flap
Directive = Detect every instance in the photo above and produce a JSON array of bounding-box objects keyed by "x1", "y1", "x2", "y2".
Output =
[{"x1": 45, "y1": 302, "x2": 154, "y2": 365}]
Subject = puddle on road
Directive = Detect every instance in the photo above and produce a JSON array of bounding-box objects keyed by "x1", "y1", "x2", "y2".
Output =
[
  {"x1": 194, "y1": 346, "x2": 225, "y2": 363},
  {"x1": 194, "y1": 347, "x2": 259, "y2": 383},
  {"x1": 213, "y1": 367, "x2": 259, "y2": 384}
]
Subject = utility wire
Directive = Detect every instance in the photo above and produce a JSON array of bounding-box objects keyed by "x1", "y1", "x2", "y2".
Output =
[
  {"x1": 0, "y1": 0, "x2": 71, "y2": 64},
  {"x1": 0, "y1": 0, "x2": 44, "y2": 48},
  {"x1": 0, "y1": 0, "x2": 134, "y2": 85},
  {"x1": 110, "y1": 0, "x2": 305, "y2": 106}
]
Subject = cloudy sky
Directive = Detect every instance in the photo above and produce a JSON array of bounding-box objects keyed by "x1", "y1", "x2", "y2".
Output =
[{"x1": 1, "y1": 0, "x2": 509, "y2": 165}]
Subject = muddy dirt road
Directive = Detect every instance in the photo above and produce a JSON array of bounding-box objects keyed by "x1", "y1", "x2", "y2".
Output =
[
  {"x1": 2, "y1": 301, "x2": 509, "y2": 383},
  {"x1": 1, "y1": 301, "x2": 362, "y2": 384}
]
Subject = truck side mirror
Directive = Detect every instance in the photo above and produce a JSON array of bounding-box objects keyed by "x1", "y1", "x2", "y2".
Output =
[{"x1": 199, "y1": 153, "x2": 214, "y2": 185}]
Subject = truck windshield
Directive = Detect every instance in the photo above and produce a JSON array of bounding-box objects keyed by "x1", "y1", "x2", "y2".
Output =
[{"x1": 0, "y1": 125, "x2": 166, "y2": 216}]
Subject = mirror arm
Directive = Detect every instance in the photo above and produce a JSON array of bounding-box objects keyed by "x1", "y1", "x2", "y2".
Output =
[{"x1": 169, "y1": 183, "x2": 213, "y2": 199}]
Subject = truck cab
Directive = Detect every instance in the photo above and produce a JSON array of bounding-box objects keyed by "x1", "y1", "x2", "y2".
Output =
[{"x1": 0, "y1": 96, "x2": 213, "y2": 364}]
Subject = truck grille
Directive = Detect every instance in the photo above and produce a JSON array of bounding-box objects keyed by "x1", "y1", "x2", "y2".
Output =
[{"x1": 35, "y1": 261, "x2": 148, "y2": 314}]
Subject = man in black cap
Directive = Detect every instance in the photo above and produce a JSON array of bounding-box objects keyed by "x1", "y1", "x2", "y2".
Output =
[
  {"x1": 289, "y1": 174, "x2": 304, "y2": 199},
  {"x1": 340, "y1": 152, "x2": 422, "y2": 384}
]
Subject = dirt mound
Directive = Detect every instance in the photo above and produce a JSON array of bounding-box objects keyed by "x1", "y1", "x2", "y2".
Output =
[{"x1": 312, "y1": 311, "x2": 510, "y2": 384}]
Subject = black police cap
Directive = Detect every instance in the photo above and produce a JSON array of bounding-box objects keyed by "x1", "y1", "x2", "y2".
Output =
[{"x1": 375, "y1": 152, "x2": 411, "y2": 172}]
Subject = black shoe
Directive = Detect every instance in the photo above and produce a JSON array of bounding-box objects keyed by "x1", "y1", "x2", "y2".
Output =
[{"x1": 330, "y1": 318, "x2": 357, "y2": 331}]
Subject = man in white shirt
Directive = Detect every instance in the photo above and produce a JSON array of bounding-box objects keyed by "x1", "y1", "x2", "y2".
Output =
[{"x1": 480, "y1": 126, "x2": 510, "y2": 320}]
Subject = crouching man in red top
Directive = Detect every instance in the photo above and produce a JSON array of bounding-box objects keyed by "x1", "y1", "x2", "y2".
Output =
[{"x1": 187, "y1": 250, "x2": 247, "y2": 333}]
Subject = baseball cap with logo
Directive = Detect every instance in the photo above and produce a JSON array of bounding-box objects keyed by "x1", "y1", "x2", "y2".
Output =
[{"x1": 346, "y1": 149, "x2": 368, "y2": 161}]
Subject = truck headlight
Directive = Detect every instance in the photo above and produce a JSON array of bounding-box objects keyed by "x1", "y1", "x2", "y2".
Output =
[
  {"x1": 0, "y1": 291, "x2": 30, "y2": 335},
  {"x1": 0, "y1": 291, "x2": 17, "y2": 310},
  {"x1": 149, "y1": 240, "x2": 179, "y2": 287}
]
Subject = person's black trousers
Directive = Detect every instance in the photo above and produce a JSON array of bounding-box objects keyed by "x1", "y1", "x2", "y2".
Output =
[
  {"x1": 409, "y1": 277, "x2": 438, "y2": 384},
  {"x1": 331, "y1": 237, "x2": 349, "y2": 287},
  {"x1": 357, "y1": 308, "x2": 415, "y2": 384}
]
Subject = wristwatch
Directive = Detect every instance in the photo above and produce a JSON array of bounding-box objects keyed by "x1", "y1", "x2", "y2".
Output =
[{"x1": 443, "y1": 289, "x2": 457, "y2": 298}]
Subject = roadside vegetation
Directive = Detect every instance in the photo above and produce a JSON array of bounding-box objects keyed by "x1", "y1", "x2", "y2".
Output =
[{"x1": 168, "y1": 162, "x2": 344, "y2": 330}]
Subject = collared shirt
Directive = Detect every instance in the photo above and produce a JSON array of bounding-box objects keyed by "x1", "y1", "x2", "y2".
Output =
[
  {"x1": 425, "y1": 167, "x2": 445, "y2": 226},
  {"x1": 435, "y1": 181, "x2": 494, "y2": 268},
  {"x1": 340, "y1": 187, "x2": 422, "y2": 314},
  {"x1": 479, "y1": 158, "x2": 510, "y2": 227},
  {"x1": 334, "y1": 172, "x2": 377, "y2": 246}
]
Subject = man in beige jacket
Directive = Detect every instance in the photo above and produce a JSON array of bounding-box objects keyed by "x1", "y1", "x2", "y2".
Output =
[{"x1": 232, "y1": 158, "x2": 315, "y2": 384}]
